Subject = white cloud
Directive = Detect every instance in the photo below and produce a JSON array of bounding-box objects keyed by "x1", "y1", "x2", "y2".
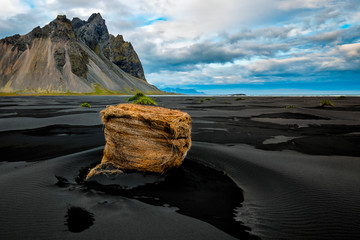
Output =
[
  {"x1": 337, "y1": 42, "x2": 360, "y2": 57},
  {"x1": 278, "y1": 0, "x2": 331, "y2": 10},
  {"x1": 318, "y1": 57, "x2": 346, "y2": 70},
  {"x1": 0, "y1": 0, "x2": 30, "y2": 19},
  {"x1": 247, "y1": 57, "x2": 309, "y2": 72}
]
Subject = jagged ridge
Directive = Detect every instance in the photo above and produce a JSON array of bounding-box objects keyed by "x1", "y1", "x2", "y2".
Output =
[{"x1": 0, "y1": 13, "x2": 160, "y2": 94}]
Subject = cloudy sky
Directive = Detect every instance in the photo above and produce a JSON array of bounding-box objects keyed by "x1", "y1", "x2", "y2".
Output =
[{"x1": 1, "y1": 0, "x2": 360, "y2": 95}]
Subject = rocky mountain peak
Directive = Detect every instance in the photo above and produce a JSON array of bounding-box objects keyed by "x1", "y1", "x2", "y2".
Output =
[
  {"x1": 71, "y1": 17, "x2": 85, "y2": 29},
  {"x1": 72, "y1": 13, "x2": 109, "y2": 51},
  {"x1": 114, "y1": 34, "x2": 124, "y2": 42},
  {"x1": 47, "y1": 14, "x2": 76, "y2": 41},
  {"x1": 88, "y1": 13, "x2": 103, "y2": 22},
  {"x1": 56, "y1": 15, "x2": 68, "y2": 21},
  {"x1": 104, "y1": 34, "x2": 146, "y2": 81}
]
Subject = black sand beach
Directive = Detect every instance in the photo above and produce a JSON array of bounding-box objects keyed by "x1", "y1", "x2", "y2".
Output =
[{"x1": 0, "y1": 96, "x2": 360, "y2": 240}]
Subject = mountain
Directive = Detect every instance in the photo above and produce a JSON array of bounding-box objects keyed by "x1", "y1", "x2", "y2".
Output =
[
  {"x1": 0, "y1": 13, "x2": 161, "y2": 94},
  {"x1": 161, "y1": 87, "x2": 205, "y2": 95}
]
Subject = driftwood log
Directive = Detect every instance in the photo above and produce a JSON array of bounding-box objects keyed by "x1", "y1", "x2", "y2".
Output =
[{"x1": 86, "y1": 103, "x2": 192, "y2": 179}]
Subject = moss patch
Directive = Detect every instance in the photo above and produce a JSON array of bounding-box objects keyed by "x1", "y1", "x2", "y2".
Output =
[
  {"x1": 126, "y1": 92, "x2": 145, "y2": 101},
  {"x1": 79, "y1": 102, "x2": 91, "y2": 108},
  {"x1": 126, "y1": 92, "x2": 157, "y2": 105},
  {"x1": 235, "y1": 97, "x2": 245, "y2": 101},
  {"x1": 320, "y1": 99, "x2": 334, "y2": 107}
]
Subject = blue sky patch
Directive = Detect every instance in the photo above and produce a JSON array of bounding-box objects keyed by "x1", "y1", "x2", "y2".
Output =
[
  {"x1": 141, "y1": 17, "x2": 168, "y2": 27},
  {"x1": 23, "y1": 0, "x2": 35, "y2": 8}
]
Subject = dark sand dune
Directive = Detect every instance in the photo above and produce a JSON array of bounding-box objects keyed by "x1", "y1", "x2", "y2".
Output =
[
  {"x1": 0, "y1": 96, "x2": 360, "y2": 240},
  {"x1": 0, "y1": 147, "x2": 241, "y2": 240},
  {"x1": 190, "y1": 142, "x2": 360, "y2": 240}
]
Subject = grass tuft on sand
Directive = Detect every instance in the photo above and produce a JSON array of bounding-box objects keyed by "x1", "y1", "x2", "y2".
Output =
[
  {"x1": 200, "y1": 98, "x2": 214, "y2": 103},
  {"x1": 79, "y1": 102, "x2": 91, "y2": 108},
  {"x1": 320, "y1": 99, "x2": 334, "y2": 107},
  {"x1": 127, "y1": 92, "x2": 145, "y2": 102},
  {"x1": 285, "y1": 105, "x2": 295, "y2": 109},
  {"x1": 127, "y1": 92, "x2": 157, "y2": 105},
  {"x1": 235, "y1": 97, "x2": 245, "y2": 101},
  {"x1": 133, "y1": 96, "x2": 157, "y2": 105}
]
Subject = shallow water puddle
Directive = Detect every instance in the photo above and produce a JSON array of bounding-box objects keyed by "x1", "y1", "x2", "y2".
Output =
[{"x1": 262, "y1": 135, "x2": 300, "y2": 144}]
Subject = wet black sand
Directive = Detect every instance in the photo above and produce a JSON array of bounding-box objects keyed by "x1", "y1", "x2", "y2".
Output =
[{"x1": 0, "y1": 96, "x2": 360, "y2": 240}]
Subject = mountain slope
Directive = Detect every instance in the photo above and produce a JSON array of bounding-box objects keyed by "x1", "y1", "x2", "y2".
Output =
[{"x1": 0, "y1": 14, "x2": 161, "y2": 94}]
